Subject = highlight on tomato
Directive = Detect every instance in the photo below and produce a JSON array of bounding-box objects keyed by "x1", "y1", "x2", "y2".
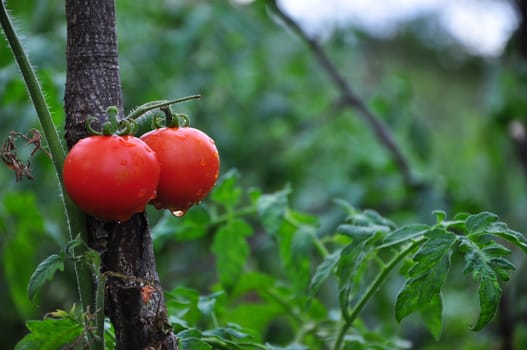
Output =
[
  {"x1": 140, "y1": 126, "x2": 220, "y2": 216},
  {"x1": 63, "y1": 135, "x2": 160, "y2": 222}
]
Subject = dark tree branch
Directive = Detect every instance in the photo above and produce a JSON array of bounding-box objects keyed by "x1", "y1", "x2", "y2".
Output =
[
  {"x1": 267, "y1": 0, "x2": 419, "y2": 188},
  {"x1": 64, "y1": 1, "x2": 177, "y2": 349}
]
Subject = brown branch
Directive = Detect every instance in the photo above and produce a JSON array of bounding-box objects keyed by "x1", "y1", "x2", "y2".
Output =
[
  {"x1": 267, "y1": 0, "x2": 419, "y2": 188},
  {"x1": 64, "y1": 1, "x2": 178, "y2": 349}
]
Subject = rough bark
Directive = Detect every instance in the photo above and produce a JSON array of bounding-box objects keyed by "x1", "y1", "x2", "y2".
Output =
[{"x1": 64, "y1": 1, "x2": 177, "y2": 349}]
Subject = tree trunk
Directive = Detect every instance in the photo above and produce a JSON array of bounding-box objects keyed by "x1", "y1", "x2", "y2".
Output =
[{"x1": 63, "y1": 1, "x2": 178, "y2": 349}]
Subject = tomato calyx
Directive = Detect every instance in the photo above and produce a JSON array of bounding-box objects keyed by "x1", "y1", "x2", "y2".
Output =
[
  {"x1": 85, "y1": 106, "x2": 138, "y2": 137},
  {"x1": 153, "y1": 107, "x2": 191, "y2": 129}
]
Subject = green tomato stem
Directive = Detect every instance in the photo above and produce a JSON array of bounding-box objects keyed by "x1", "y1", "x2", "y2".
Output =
[
  {"x1": 332, "y1": 239, "x2": 423, "y2": 350},
  {"x1": 0, "y1": 3, "x2": 97, "y2": 348},
  {"x1": 126, "y1": 95, "x2": 201, "y2": 121}
]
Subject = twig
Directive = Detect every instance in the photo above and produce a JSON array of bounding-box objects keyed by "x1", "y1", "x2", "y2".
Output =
[{"x1": 267, "y1": 0, "x2": 419, "y2": 188}]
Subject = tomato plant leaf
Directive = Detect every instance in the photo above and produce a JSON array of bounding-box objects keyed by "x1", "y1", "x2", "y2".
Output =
[
  {"x1": 408, "y1": 228, "x2": 456, "y2": 277},
  {"x1": 308, "y1": 249, "x2": 341, "y2": 299},
  {"x1": 420, "y1": 293, "x2": 443, "y2": 341},
  {"x1": 14, "y1": 317, "x2": 83, "y2": 350},
  {"x1": 211, "y1": 219, "x2": 252, "y2": 291},
  {"x1": 152, "y1": 207, "x2": 211, "y2": 246},
  {"x1": 395, "y1": 254, "x2": 450, "y2": 336},
  {"x1": 210, "y1": 169, "x2": 242, "y2": 210},
  {"x1": 257, "y1": 186, "x2": 290, "y2": 236},
  {"x1": 381, "y1": 224, "x2": 430, "y2": 248},
  {"x1": 485, "y1": 222, "x2": 527, "y2": 254},
  {"x1": 337, "y1": 223, "x2": 391, "y2": 241},
  {"x1": 459, "y1": 236, "x2": 509, "y2": 330},
  {"x1": 179, "y1": 336, "x2": 212, "y2": 350},
  {"x1": 198, "y1": 291, "x2": 224, "y2": 317},
  {"x1": 395, "y1": 228, "x2": 454, "y2": 338},
  {"x1": 27, "y1": 254, "x2": 65, "y2": 304},
  {"x1": 465, "y1": 212, "x2": 498, "y2": 234}
]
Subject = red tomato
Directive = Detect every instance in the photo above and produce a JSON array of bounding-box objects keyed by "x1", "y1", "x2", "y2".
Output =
[
  {"x1": 140, "y1": 127, "x2": 220, "y2": 215},
  {"x1": 63, "y1": 135, "x2": 160, "y2": 222}
]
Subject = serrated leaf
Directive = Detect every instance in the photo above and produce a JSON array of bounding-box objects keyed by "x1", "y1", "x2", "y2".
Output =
[
  {"x1": 337, "y1": 224, "x2": 391, "y2": 242},
  {"x1": 179, "y1": 337, "x2": 212, "y2": 350},
  {"x1": 257, "y1": 186, "x2": 290, "y2": 236},
  {"x1": 395, "y1": 254, "x2": 450, "y2": 331},
  {"x1": 481, "y1": 243, "x2": 512, "y2": 257},
  {"x1": 198, "y1": 291, "x2": 224, "y2": 317},
  {"x1": 211, "y1": 219, "x2": 252, "y2": 290},
  {"x1": 409, "y1": 229, "x2": 456, "y2": 277},
  {"x1": 489, "y1": 257, "x2": 515, "y2": 281},
  {"x1": 465, "y1": 212, "x2": 498, "y2": 234},
  {"x1": 15, "y1": 318, "x2": 83, "y2": 350},
  {"x1": 472, "y1": 268, "x2": 501, "y2": 331},
  {"x1": 487, "y1": 224, "x2": 527, "y2": 254},
  {"x1": 362, "y1": 209, "x2": 396, "y2": 229},
  {"x1": 27, "y1": 254, "x2": 65, "y2": 304},
  {"x1": 152, "y1": 207, "x2": 211, "y2": 245},
  {"x1": 166, "y1": 287, "x2": 202, "y2": 326},
  {"x1": 420, "y1": 293, "x2": 443, "y2": 340},
  {"x1": 381, "y1": 224, "x2": 429, "y2": 248},
  {"x1": 460, "y1": 237, "x2": 505, "y2": 330},
  {"x1": 210, "y1": 169, "x2": 242, "y2": 210},
  {"x1": 308, "y1": 250, "x2": 341, "y2": 299}
]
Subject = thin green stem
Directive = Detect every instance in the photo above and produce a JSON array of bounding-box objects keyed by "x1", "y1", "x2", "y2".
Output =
[
  {"x1": 0, "y1": 3, "x2": 97, "y2": 349},
  {"x1": 126, "y1": 95, "x2": 201, "y2": 120},
  {"x1": 332, "y1": 239, "x2": 422, "y2": 350}
]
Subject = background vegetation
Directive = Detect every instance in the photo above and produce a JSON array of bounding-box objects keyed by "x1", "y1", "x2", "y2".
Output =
[{"x1": 2, "y1": 0, "x2": 527, "y2": 348}]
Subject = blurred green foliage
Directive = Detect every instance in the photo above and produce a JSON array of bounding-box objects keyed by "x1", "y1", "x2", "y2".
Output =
[{"x1": 2, "y1": 0, "x2": 527, "y2": 349}]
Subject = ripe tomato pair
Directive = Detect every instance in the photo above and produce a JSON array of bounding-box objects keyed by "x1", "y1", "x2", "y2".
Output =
[{"x1": 63, "y1": 126, "x2": 219, "y2": 222}]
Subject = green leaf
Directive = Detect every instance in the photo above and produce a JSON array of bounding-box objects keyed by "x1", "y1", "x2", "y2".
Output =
[
  {"x1": 210, "y1": 169, "x2": 242, "y2": 210},
  {"x1": 198, "y1": 291, "x2": 224, "y2": 317},
  {"x1": 362, "y1": 209, "x2": 397, "y2": 229},
  {"x1": 152, "y1": 207, "x2": 211, "y2": 245},
  {"x1": 465, "y1": 212, "x2": 498, "y2": 234},
  {"x1": 211, "y1": 219, "x2": 252, "y2": 290},
  {"x1": 486, "y1": 223, "x2": 527, "y2": 254},
  {"x1": 266, "y1": 344, "x2": 308, "y2": 350},
  {"x1": 432, "y1": 210, "x2": 447, "y2": 223},
  {"x1": 2, "y1": 191, "x2": 47, "y2": 317},
  {"x1": 420, "y1": 294, "x2": 443, "y2": 340},
  {"x1": 409, "y1": 228, "x2": 456, "y2": 277},
  {"x1": 381, "y1": 224, "x2": 429, "y2": 248},
  {"x1": 275, "y1": 211, "x2": 315, "y2": 292},
  {"x1": 473, "y1": 268, "x2": 501, "y2": 331},
  {"x1": 337, "y1": 224, "x2": 391, "y2": 242},
  {"x1": 395, "y1": 254, "x2": 450, "y2": 338},
  {"x1": 257, "y1": 186, "x2": 290, "y2": 236},
  {"x1": 166, "y1": 287, "x2": 201, "y2": 326},
  {"x1": 15, "y1": 317, "x2": 83, "y2": 350},
  {"x1": 308, "y1": 249, "x2": 341, "y2": 299},
  {"x1": 179, "y1": 337, "x2": 212, "y2": 350},
  {"x1": 459, "y1": 237, "x2": 507, "y2": 330},
  {"x1": 27, "y1": 254, "x2": 65, "y2": 304}
]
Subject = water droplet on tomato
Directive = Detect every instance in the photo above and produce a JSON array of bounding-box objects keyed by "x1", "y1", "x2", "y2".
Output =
[{"x1": 172, "y1": 210, "x2": 185, "y2": 217}]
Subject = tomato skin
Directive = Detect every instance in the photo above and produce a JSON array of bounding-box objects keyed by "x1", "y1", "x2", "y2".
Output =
[
  {"x1": 140, "y1": 127, "x2": 220, "y2": 213},
  {"x1": 63, "y1": 135, "x2": 160, "y2": 222}
]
